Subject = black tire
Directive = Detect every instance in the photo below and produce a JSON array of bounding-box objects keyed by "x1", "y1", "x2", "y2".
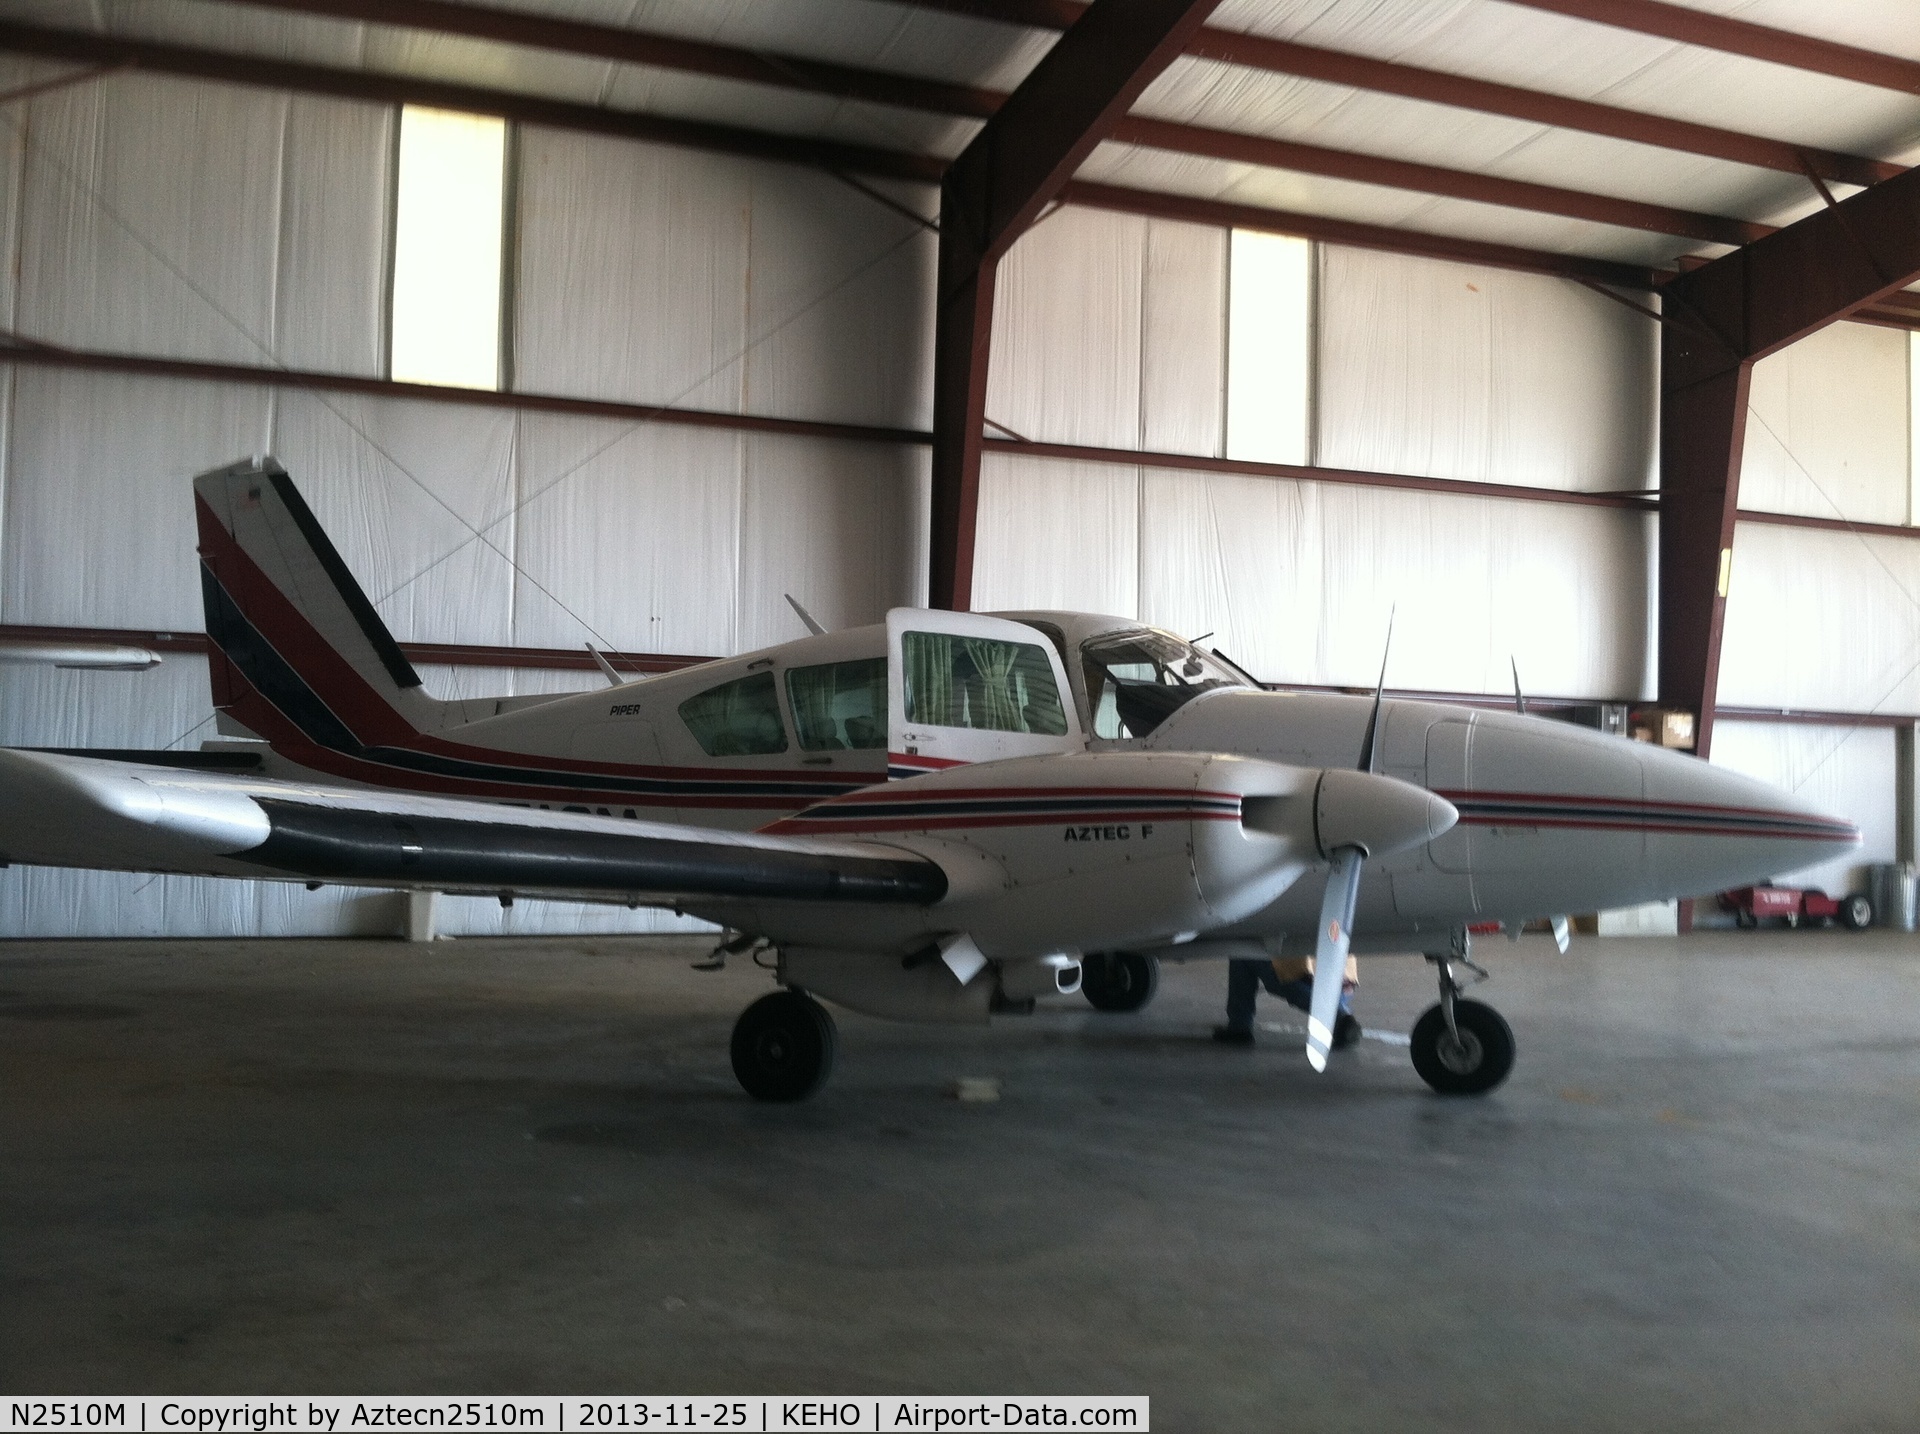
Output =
[
  {"x1": 1081, "y1": 951, "x2": 1159, "y2": 1012},
  {"x1": 1840, "y1": 893, "x2": 1874, "y2": 930},
  {"x1": 1734, "y1": 909, "x2": 1758, "y2": 930},
  {"x1": 1410, "y1": 999, "x2": 1515, "y2": 1097},
  {"x1": 730, "y1": 990, "x2": 836, "y2": 1102}
]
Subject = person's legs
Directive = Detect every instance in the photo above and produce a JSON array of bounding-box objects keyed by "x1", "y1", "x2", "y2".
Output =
[{"x1": 1214, "y1": 959, "x2": 1263, "y2": 1043}]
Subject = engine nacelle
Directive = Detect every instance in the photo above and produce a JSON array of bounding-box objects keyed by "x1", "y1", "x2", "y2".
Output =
[{"x1": 782, "y1": 948, "x2": 1082, "y2": 1024}]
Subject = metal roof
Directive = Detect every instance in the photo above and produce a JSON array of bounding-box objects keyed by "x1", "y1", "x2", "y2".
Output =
[{"x1": 1, "y1": 0, "x2": 1916, "y2": 286}]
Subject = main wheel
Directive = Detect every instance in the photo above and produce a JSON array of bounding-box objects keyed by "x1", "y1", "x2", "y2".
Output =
[
  {"x1": 1410, "y1": 999, "x2": 1515, "y2": 1096},
  {"x1": 1081, "y1": 951, "x2": 1159, "y2": 1012},
  {"x1": 730, "y1": 990, "x2": 836, "y2": 1102},
  {"x1": 1840, "y1": 893, "x2": 1874, "y2": 930}
]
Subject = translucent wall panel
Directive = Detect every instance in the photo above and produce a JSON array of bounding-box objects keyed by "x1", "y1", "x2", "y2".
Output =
[
  {"x1": 987, "y1": 208, "x2": 1226, "y2": 456},
  {"x1": 389, "y1": 107, "x2": 505, "y2": 390},
  {"x1": 1318, "y1": 246, "x2": 1656, "y2": 491},
  {"x1": 1739, "y1": 322, "x2": 1909, "y2": 525},
  {"x1": 1137, "y1": 471, "x2": 1654, "y2": 696},
  {"x1": 1721, "y1": 521, "x2": 1920, "y2": 712},
  {"x1": 1710, "y1": 722, "x2": 1895, "y2": 897},
  {"x1": 1225, "y1": 230, "x2": 1310, "y2": 464}
]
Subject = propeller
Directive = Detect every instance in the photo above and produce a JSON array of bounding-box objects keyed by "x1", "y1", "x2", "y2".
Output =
[
  {"x1": 1238, "y1": 613, "x2": 1452, "y2": 1071},
  {"x1": 1308, "y1": 612, "x2": 1393, "y2": 1071}
]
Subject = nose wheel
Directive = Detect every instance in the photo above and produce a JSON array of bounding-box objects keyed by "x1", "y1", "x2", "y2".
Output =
[
  {"x1": 730, "y1": 989, "x2": 837, "y2": 1102},
  {"x1": 1412, "y1": 945, "x2": 1515, "y2": 1095}
]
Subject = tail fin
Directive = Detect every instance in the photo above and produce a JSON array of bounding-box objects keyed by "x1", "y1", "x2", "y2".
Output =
[{"x1": 195, "y1": 457, "x2": 441, "y2": 752}]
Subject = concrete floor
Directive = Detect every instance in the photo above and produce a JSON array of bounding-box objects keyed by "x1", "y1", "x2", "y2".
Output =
[{"x1": 3, "y1": 930, "x2": 1920, "y2": 1430}]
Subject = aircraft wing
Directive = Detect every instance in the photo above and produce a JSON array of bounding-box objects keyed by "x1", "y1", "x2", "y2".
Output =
[{"x1": 0, "y1": 748, "x2": 946, "y2": 907}]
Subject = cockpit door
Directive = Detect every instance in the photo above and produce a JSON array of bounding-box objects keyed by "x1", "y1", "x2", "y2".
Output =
[{"x1": 886, "y1": 608, "x2": 1082, "y2": 774}]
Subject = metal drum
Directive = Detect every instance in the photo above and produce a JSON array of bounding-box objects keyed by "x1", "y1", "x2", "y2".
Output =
[{"x1": 1868, "y1": 862, "x2": 1918, "y2": 932}]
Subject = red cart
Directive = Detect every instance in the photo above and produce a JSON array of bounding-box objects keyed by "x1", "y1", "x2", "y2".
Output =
[{"x1": 1719, "y1": 884, "x2": 1873, "y2": 930}]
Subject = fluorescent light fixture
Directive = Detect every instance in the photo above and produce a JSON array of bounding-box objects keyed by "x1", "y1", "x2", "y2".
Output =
[
  {"x1": 1226, "y1": 230, "x2": 1312, "y2": 465},
  {"x1": 390, "y1": 106, "x2": 506, "y2": 390}
]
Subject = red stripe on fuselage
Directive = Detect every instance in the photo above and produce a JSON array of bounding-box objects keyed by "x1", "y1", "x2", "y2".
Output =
[
  {"x1": 761, "y1": 811, "x2": 1240, "y2": 836},
  {"x1": 1434, "y1": 786, "x2": 1858, "y2": 835}
]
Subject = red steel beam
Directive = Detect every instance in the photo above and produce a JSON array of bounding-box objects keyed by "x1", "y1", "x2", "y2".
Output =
[
  {"x1": 930, "y1": 0, "x2": 1225, "y2": 612},
  {"x1": 1063, "y1": 181, "x2": 1659, "y2": 287},
  {"x1": 982, "y1": 437, "x2": 1658, "y2": 512},
  {"x1": 0, "y1": 338, "x2": 928, "y2": 447},
  {"x1": 0, "y1": 19, "x2": 943, "y2": 184},
  {"x1": 211, "y1": 0, "x2": 1005, "y2": 118},
  {"x1": 1658, "y1": 161, "x2": 1920, "y2": 761},
  {"x1": 1110, "y1": 115, "x2": 1768, "y2": 246},
  {"x1": 1181, "y1": 31, "x2": 1898, "y2": 189},
  {"x1": 215, "y1": 0, "x2": 1900, "y2": 189},
  {"x1": 1498, "y1": 0, "x2": 1920, "y2": 96}
]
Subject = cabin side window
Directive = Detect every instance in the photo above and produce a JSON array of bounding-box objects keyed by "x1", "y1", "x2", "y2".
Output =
[
  {"x1": 901, "y1": 632, "x2": 1068, "y2": 736},
  {"x1": 786, "y1": 658, "x2": 887, "y2": 751},
  {"x1": 677, "y1": 671, "x2": 788, "y2": 756}
]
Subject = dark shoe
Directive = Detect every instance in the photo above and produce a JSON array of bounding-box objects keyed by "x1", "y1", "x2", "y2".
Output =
[
  {"x1": 1212, "y1": 1024, "x2": 1255, "y2": 1046},
  {"x1": 1333, "y1": 1012, "x2": 1362, "y2": 1050}
]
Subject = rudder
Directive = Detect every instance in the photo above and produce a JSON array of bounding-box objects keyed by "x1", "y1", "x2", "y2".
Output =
[{"x1": 195, "y1": 457, "x2": 439, "y2": 751}]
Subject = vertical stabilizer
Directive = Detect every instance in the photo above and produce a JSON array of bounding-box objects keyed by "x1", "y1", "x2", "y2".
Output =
[{"x1": 195, "y1": 457, "x2": 442, "y2": 751}]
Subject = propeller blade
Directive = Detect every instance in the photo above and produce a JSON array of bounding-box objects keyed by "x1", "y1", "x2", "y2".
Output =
[
  {"x1": 1551, "y1": 914, "x2": 1571, "y2": 953},
  {"x1": 1307, "y1": 846, "x2": 1364, "y2": 1071},
  {"x1": 1511, "y1": 656, "x2": 1527, "y2": 716},
  {"x1": 1357, "y1": 608, "x2": 1394, "y2": 774}
]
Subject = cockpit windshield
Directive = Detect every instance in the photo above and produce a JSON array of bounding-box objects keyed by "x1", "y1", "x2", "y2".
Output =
[{"x1": 1080, "y1": 630, "x2": 1250, "y2": 738}]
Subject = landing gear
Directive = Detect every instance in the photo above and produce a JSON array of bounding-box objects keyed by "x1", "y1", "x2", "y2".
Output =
[
  {"x1": 1081, "y1": 951, "x2": 1159, "y2": 1012},
  {"x1": 730, "y1": 990, "x2": 837, "y2": 1102},
  {"x1": 1412, "y1": 941, "x2": 1515, "y2": 1096}
]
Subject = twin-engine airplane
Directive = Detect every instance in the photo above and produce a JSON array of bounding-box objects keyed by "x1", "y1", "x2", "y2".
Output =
[{"x1": 0, "y1": 459, "x2": 1859, "y2": 1100}]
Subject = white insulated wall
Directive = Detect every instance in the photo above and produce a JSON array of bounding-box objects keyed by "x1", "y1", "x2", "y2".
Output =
[
  {"x1": 0, "y1": 68, "x2": 933, "y2": 936},
  {"x1": 973, "y1": 219, "x2": 1658, "y2": 699}
]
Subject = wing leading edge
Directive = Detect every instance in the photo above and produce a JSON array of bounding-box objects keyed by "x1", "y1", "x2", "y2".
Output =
[{"x1": 0, "y1": 749, "x2": 945, "y2": 907}]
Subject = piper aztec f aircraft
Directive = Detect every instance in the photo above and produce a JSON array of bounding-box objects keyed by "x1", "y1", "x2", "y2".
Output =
[{"x1": 0, "y1": 458, "x2": 1859, "y2": 1100}]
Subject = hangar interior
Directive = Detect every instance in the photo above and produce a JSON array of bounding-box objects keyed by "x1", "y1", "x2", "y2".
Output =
[
  {"x1": 0, "y1": 0, "x2": 1915, "y2": 936},
  {"x1": 7, "y1": 0, "x2": 1920, "y2": 1419}
]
